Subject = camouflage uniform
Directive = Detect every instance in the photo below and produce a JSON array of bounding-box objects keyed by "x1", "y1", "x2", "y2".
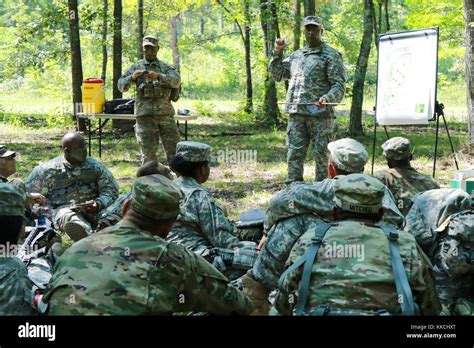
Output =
[
  {"x1": 251, "y1": 139, "x2": 405, "y2": 291},
  {"x1": 0, "y1": 145, "x2": 26, "y2": 194},
  {"x1": 405, "y1": 188, "x2": 474, "y2": 315},
  {"x1": 375, "y1": 137, "x2": 439, "y2": 215},
  {"x1": 25, "y1": 156, "x2": 119, "y2": 236},
  {"x1": 0, "y1": 183, "x2": 34, "y2": 315},
  {"x1": 269, "y1": 16, "x2": 346, "y2": 182},
  {"x1": 275, "y1": 174, "x2": 441, "y2": 315},
  {"x1": 45, "y1": 175, "x2": 251, "y2": 315},
  {"x1": 118, "y1": 36, "x2": 180, "y2": 164}
]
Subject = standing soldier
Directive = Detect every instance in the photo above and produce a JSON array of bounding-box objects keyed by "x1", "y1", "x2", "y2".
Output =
[
  {"x1": 118, "y1": 35, "x2": 181, "y2": 165},
  {"x1": 269, "y1": 16, "x2": 347, "y2": 183},
  {"x1": 374, "y1": 137, "x2": 439, "y2": 215}
]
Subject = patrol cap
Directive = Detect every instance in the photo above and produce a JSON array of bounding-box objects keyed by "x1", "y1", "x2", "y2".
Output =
[
  {"x1": 0, "y1": 183, "x2": 26, "y2": 218},
  {"x1": 0, "y1": 145, "x2": 15, "y2": 158},
  {"x1": 333, "y1": 174, "x2": 385, "y2": 214},
  {"x1": 131, "y1": 174, "x2": 182, "y2": 221},
  {"x1": 303, "y1": 16, "x2": 324, "y2": 29},
  {"x1": 327, "y1": 138, "x2": 368, "y2": 173},
  {"x1": 142, "y1": 35, "x2": 159, "y2": 48},
  {"x1": 382, "y1": 137, "x2": 412, "y2": 161},
  {"x1": 175, "y1": 141, "x2": 218, "y2": 166}
]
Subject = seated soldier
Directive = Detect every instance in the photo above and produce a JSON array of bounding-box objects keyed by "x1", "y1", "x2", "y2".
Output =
[
  {"x1": 0, "y1": 183, "x2": 34, "y2": 315},
  {"x1": 241, "y1": 138, "x2": 405, "y2": 314},
  {"x1": 374, "y1": 137, "x2": 439, "y2": 215},
  {"x1": 44, "y1": 174, "x2": 251, "y2": 315},
  {"x1": 167, "y1": 141, "x2": 257, "y2": 258},
  {"x1": 96, "y1": 160, "x2": 174, "y2": 230},
  {"x1": 275, "y1": 174, "x2": 441, "y2": 316},
  {"x1": 405, "y1": 188, "x2": 474, "y2": 315},
  {"x1": 25, "y1": 132, "x2": 119, "y2": 242}
]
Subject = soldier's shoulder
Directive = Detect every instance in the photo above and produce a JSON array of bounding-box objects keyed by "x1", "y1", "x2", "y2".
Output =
[
  {"x1": 323, "y1": 43, "x2": 343, "y2": 58},
  {"x1": 84, "y1": 157, "x2": 110, "y2": 171}
]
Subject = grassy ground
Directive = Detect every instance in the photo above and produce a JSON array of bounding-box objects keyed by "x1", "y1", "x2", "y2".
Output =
[{"x1": 1, "y1": 104, "x2": 471, "y2": 222}]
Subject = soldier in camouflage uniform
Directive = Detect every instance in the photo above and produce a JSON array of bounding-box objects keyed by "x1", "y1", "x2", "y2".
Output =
[
  {"x1": 269, "y1": 16, "x2": 346, "y2": 183},
  {"x1": 25, "y1": 133, "x2": 119, "y2": 242},
  {"x1": 275, "y1": 174, "x2": 441, "y2": 315},
  {"x1": 405, "y1": 188, "x2": 474, "y2": 315},
  {"x1": 45, "y1": 174, "x2": 251, "y2": 315},
  {"x1": 0, "y1": 183, "x2": 34, "y2": 315},
  {"x1": 118, "y1": 35, "x2": 180, "y2": 164},
  {"x1": 168, "y1": 142, "x2": 257, "y2": 278},
  {"x1": 374, "y1": 137, "x2": 439, "y2": 215},
  {"x1": 241, "y1": 138, "x2": 405, "y2": 315}
]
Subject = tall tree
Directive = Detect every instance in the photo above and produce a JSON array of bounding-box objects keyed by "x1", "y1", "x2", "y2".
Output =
[
  {"x1": 349, "y1": 0, "x2": 375, "y2": 136},
  {"x1": 68, "y1": 0, "x2": 85, "y2": 131},
  {"x1": 464, "y1": 0, "x2": 474, "y2": 153},
  {"x1": 260, "y1": 0, "x2": 281, "y2": 126},
  {"x1": 101, "y1": 0, "x2": 108, "y2": 82},
  {"x1": 304, "y1": 0, "x2": 315, "y2": 17},
  {"x1": 384, "y1": 0, "x2": 390, "y2": 32},
  {"x1": 170, "y1": 14, "x2": 180, "y2": 72},
  {"x1": 294, "y1": 0, "x2": 301, "y2": 50},
  {"x1": 113, "y1": 0, "x2": 122, "y2": 100},
  {"x1": 137, "y1": 0, "x2": 144, "y2": 59}
]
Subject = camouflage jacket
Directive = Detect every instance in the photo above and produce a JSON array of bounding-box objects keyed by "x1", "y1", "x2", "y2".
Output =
[
  {"x1": 44, "y1": 224, "x2": 251, "y2": 315},
  {"x1": 275, "y1": 220, "x2": 441, "y2": 315},
  {"x1": 118, "y1": 58, "x2": 180, "y2": 117},
  {"x1": 269, "y1": 43, "x2": 346, "y2": 116},
  {"x1": 167, "y1": 176, "x2": 242, "y2": 253},
  {"x1": 374, "y1": 167, "x2": 439, "y2": 216},
  {"x1": 25, "y1": 156, "x2": 119, "y2": 212},
  {"x1": 0, "y1": 257, "x2": 34, "y2": 315}
]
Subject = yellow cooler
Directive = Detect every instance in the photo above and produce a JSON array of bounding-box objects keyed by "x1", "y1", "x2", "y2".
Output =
[{"x1": 82, "y1": 78, "x2": 105, "y2": 114}]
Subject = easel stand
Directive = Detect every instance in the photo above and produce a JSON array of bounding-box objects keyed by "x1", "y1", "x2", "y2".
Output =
[{"x1": 370, "y1": 101, "x2": 459, "y2": 178}]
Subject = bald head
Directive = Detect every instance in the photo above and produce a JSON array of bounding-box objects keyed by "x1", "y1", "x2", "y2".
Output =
[{"x1": 62, "y1": 132, "x2": 87, "y2": 165}]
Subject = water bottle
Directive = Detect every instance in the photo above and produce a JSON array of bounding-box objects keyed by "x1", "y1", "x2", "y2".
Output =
[{"x1": 37, "y1": 209, "x2": 46, "y2": 229}]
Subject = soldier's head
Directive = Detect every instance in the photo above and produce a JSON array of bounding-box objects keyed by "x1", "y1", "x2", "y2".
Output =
[
  {"x1": 142, "y1": 35, "x2": 159, "y2": 61},
  {"x1": 62, "y1": 132, "x2": 87, "y2": 165},
  {"x1": 382, "y1": 137, "x2": 413, "y2": 168},
  {"x1": 122, "y1": 174, "x2": 182, "y2": 237},
  {"x1": 327, "y1": 138, "x2": 369, "y2": 178},
  {"x1": 303, "y1": 16, "x2": 324, "y2": 48},
  {"x1": 0, "y1": 145, "x2": 17, "y2": 179},
  {"x1": 0, "y1": 183, "x2": 26, "y2": 246},
  {"x1": 333, "y1": 173, "x2": 385, "y2": 222},
  {"x1": 170, "y1": 141, "x2": 217, "y2": 184}
]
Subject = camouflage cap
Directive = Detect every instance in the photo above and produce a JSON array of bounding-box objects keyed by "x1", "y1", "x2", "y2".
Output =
[
  {"x1": 382, "y1": 137, "x2": 412, "y2": 161},
  {"x1": 327, "y1": 138, "x2": 368, "y2": 173},
  {"x1": 176, "y1": 141, "x2": 218, "y2": 165},
  {"x1": 131, "y1": 174, "x2": 182, "y2": 221},
  {"x1": 303, "y1": 16, "x2": 324, "y2": 29},
  {"x1": 333, "y1": 174, "x2": 385, "y2": 214},
  {"x1": 0, "y1": 183, "x2": 26, "y2": 218},
  {"x1": 142, "y1": 35, "x2": 159, "y2": 48},
  {"x1": 0, "y1": 145, "x2": 15, "y2": 158}
]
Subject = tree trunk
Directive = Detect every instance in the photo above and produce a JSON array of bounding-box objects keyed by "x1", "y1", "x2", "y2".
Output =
[
  {"x1": 260, "y1": 0, "x2": 281, "y2": 126},
  {"x1": 384, "y1": 0, "x2": 390, "y2": 32},
  {"x1": 463, "y1": 0, "x2": 474, "y2": 153},
  {"x1": 244, "y1": 0, "x2": 253, "y2": 113},
  {"x1": 349, "y1": 0, "x2": 375, "y2": 136},
  {"x1": 200, "y1": 16, "x2": 205, "y2": 35},
  {"x1": 374, "y1": 0, "x2": 380, "y2": 50},
  {"x1": 294, "y1": 0, "x2": 301, "y2": 50},
  {"x1": 303, "y1": 0, "x2": 315, "y2": 17},
  {"x1": 68, "y1": 0, "x2": 85, "y2": 131},
  {"x1": 113, "y1": 0, "x2": 122, "y2": 100},
  {"x1": 137, "y1": 0, "x2": 144, "y2": 59},
  {"x1": 170, "y1": 15, "x2": 180, "y2": 73},
  {"x1": 101, "y1": 0, "x2": 108, "y2": 83}
]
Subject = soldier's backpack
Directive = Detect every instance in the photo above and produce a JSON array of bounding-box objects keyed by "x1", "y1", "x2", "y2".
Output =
[{"x1": 278, "y1": 222, "x2": 420, "y2": 316}]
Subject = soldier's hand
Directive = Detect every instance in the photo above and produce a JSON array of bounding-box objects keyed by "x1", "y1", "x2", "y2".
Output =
[
  {"x1": 144, "y1": 71, "x2": 160, "y2": 80},
  {"x1": 274, "y1": 38, "x2": 288, "y2": 54},
  {"x1": 83, "y1": 200, "x2": 98, "y2": 213},
  {"x1": 30, "y1": 192, "x2": 47, "y2": 205},
  {"x1": 315, "y1": 96, "x2": 328, "y2": 107},
  {"x1": 131, "y1": 70, "x2": 146, "y2": 81}
]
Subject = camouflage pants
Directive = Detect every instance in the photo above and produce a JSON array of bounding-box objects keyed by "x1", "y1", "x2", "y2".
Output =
[
  {"x1": 53, "y1": 207, "x2": 92, "y2": 233},
  {"x1": 286, "y1": 115, "x2": 335, "y2": 182},
  {"x1": 135, "y1": 114, "x2": 180, "y2": 164}
]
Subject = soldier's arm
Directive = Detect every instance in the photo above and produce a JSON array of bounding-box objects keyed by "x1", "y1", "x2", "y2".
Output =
[
  {"x1": 268, "y1": 51, "x2": 291, "y2": 82},
  {"x1": 159, "y1": 64, "x2": 180, "y2": 89},
  {"x1": 25, "y1": 166, "x2": 45, "y2": 197},
  {"x1": 95, "y1": 164, "x2": 120, "y2": 211},
  {"x1": 118, "y1": 63, "x2": 137, "y2": 93},
  {"x1": 321, "y1": 51, "x2": 347, "y2": 103},
  {"x1": 381, "y1": 186, "x2": 405, "y2": 228}
]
